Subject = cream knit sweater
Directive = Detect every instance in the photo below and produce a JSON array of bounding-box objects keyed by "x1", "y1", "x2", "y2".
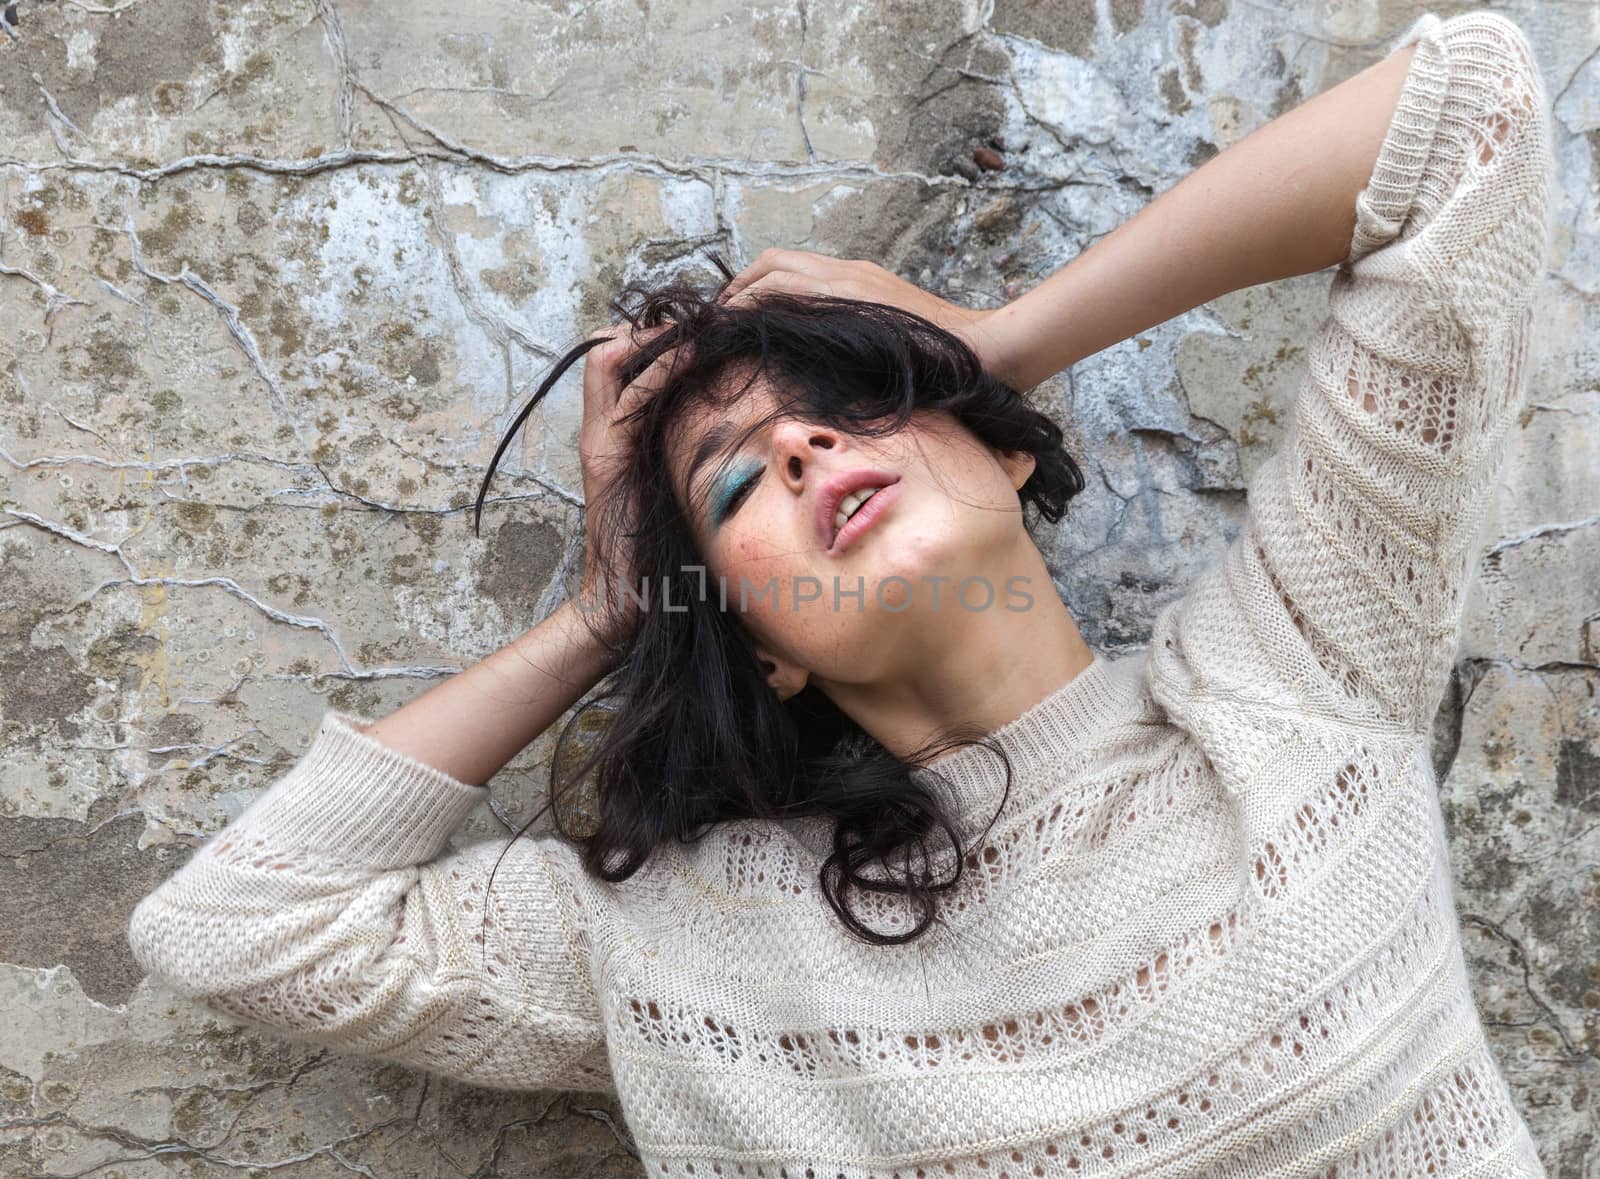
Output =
[{"x1": 129, "y1": 10, "x2": 1555, "y2": 1175}]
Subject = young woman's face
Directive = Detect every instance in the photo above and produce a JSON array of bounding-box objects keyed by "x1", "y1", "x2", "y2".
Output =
[{"x1": 666, "y1": 377, "x2": 1037, "y2": 698}]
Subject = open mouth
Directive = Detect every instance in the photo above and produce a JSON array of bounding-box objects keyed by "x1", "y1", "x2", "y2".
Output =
[
  {"x1": 829, "y1": 479, "x2": 902, "y2": 553},
  {"x1": 816, "y1": 468, "x2": 902, "y2": 552},
  {"x1": 834, "y1": 485, "x2": 883, "y2": 535}
]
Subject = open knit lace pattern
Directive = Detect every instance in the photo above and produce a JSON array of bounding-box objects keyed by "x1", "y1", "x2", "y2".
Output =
[{"x1": 126, "y1": 10, "x2": 1554, "y2": 1177}]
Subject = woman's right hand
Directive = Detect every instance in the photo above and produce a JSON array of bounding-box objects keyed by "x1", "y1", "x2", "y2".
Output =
[{"x1": 575, "y1": 322, "x2": 680, "y2": 649}]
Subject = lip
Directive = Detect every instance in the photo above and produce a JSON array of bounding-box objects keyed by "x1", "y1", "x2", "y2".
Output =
[{"x1": 816, "y1": 468, "x2": 902, "y2": 553}]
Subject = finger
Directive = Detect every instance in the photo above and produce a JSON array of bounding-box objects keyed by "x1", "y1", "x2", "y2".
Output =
[
  {"x1": 723, "y1": 268, "x2": 852, "y2": 309},
  {"x1": 718, "y1": 248, "x2": 843, "y2": 302},
  {"x1": 581, "y1": 331, "x2": 638, "y2": 417},
  {"x1": 614, "y1": 336, "x2": 688, "y2": 413},
  {"x1": 583, "y1": 322, "x2": 674, "y2": 414},
  {"x1": 718, "y1": 248, "x2": 794, "y2": 302},
  {"x1": 594, "y1": 333, "x2": 691, "y2": 445},
  {"x1": 598, "y1": 319, "x2": 673, "y2": 366}
]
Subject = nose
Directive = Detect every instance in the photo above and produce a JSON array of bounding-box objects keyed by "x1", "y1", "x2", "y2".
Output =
[{"x1": 769, "y1": 416, "x2": 840, "y2": 489}]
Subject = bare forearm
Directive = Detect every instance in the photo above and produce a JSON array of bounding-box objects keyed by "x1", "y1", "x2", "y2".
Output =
[
  {"x1": 982, "y1": 40, "x2": 1418, "y2": 392},
  {"x1": 358, "y1": 600, "x2": 618, "y2": 787}
]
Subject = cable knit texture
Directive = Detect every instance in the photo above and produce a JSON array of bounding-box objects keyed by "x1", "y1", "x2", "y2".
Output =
[{"x1": 128, "y1": 11, "x2": 1554, "y2": 1176}]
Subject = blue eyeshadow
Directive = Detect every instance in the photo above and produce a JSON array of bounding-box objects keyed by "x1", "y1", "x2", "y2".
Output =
[{"x1": 710, "y1": 461, "x2": 760, "y2": 524}]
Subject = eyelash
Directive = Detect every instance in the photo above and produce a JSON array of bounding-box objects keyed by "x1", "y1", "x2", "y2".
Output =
[{"x1": 717, "y1": 466, "x2": 761, "y2": 522}]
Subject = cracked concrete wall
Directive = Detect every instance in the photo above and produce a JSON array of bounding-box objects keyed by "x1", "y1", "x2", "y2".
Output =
[{"x1": 0, "y1": 0, "x2": 1594, "y2": 1173}]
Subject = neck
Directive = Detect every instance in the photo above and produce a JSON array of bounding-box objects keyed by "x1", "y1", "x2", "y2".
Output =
[{"x1": 819, "y1": 542, "x2": 1096, "y2": 762}]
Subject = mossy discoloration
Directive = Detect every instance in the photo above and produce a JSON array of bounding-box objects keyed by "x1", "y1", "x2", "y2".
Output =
[
  {"x1": 992, "y1": 0, "x2": 1097, "y2": 56},
  {"x1": 481, "y1": 254, "x2": 549, "y2": 304},
  {"x1": 403, "y1": 512, "x2": 444, "y2": 549},
  {"x1": 225, "y1": 51, "x2": 277, "y2": 99},
  {"x1": 16, "y1": 208, "x2": 51, "y2": 237},
  {"x1": 266, "y1": 572, "x2": 316, "y2": 608},
  {"x1": 3, "y1": 601, "x2": 102, "y2": 746},
  {"x1": 1555, "y1": 737, "x2": 1599, "y2": 814},
  {"x1": 1159, "y1": 67, "x2": 1192, "y2": 116},
  {"x1": 175, "y1": 502, "x2": 218, "y2": 534},
  {"x1": 0, "y1": 806, "x2": 182, "y2": 1005},
  {"x1": 0, "y1": 1067, "x2": 33, "y2": 1110},
  {"x1": 1110, "y1": 0, "x2": 1145, "y2": 34},
  {"x1": 267, "y1": 297, "x2": 307, "y2": 360},
  {"x1": 1170, "y1": 0, "x2": 1227, "y2": 27},
  {"x1": 0, "y1": 0, "x2": 221, "y2": 135},
  {"x1": 66, "y1": 317, "x2": 143, "y2": 384},
  {"x1": 135, "y1": 194, "x2": 204, "y2": 266},
  {"x1": 477, "y1": 518, "x2": 564, "y2": 621}
]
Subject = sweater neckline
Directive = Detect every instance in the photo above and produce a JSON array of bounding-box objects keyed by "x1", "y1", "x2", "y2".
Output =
[{"x1": 903, "y1": 650, "x2": 1147, "y2": 845}]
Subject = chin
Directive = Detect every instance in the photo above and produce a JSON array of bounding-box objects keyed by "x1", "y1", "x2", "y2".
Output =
[{"x1": 857, "y1": 532, "x2": 988, "y2": 611}]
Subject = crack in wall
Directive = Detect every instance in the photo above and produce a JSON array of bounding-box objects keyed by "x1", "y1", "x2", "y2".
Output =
[
  {"x1": 1460, "y1": 912, "x2": 1595, "y2": 1063},
  {"x1": 409, "y1": 158, "x2": 560, "y2": 364},
  {"x1": 3, "y1": 507, "x2": 364, "y2": 676},
  {"x1": 121, "y1": 214, "x2": 313, "y2": 463},
  {"x1": 0, "y1": 169, "x2": 92, "y2": 340},
  {"x1": 9, "y1": 1103, "x2": 417, "y2": 1176},
  {"x1": 2, "y1": 440, "x2": 576, "y2": 513},
  {"x1": 1485, "y1": 512, "x2": 1600, "y2": 554},
  {"x1": 793, "y1": 0, "x2": 816, "y2": 165},
  {"x1": 314, "y1": 0, "x2": 355, "y2": 149}
]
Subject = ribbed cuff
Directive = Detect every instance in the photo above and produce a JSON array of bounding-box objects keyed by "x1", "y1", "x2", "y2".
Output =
[
  {"x1": 1348, "y1": 13, "x2": 1451, "y2": 263},
  {"x1": 230, "y1": 710, "x2": 489, "y2": 870}
]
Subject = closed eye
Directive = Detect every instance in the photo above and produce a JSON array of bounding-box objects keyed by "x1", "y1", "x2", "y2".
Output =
[{"x1": 714, "y1": 466, "x2": 762, "y2": 524}]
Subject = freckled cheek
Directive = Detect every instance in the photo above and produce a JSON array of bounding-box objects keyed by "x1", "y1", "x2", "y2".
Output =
[
  {"x1": 719, "y1": 534, "x2": 782, "y2": 574},
  {"x1": 705, "y1": 535, "x2": 784, "y2": 595}
]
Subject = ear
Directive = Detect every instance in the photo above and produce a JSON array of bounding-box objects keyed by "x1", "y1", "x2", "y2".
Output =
[
  {"x1": 755, "y1": 645, "x2": 810, "y2": 703},
  {"x1": 997, "y1": 447, "x2": 1037, "y2": 491}
]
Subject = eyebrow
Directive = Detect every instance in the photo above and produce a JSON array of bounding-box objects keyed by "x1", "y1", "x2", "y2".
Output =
[{"x1": 683, "y1": 421, "x2": 739, "y2": 504}]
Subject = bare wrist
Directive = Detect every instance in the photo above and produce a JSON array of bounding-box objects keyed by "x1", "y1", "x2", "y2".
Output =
[
  {"x1": 969, "y1": 300, "x2": 1049, "y2": 393},
  {"x1": 558, "y1": 593, "x2": 634, "y2": 665}
]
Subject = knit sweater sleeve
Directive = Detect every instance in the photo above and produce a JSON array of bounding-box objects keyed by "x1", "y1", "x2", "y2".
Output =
[
  {"x1": 126, "y1": 710, "x2": 614, "y2": 1096},
  {"x1": 1149, "y1": 11, "x2": 1554, "y2": 766}
]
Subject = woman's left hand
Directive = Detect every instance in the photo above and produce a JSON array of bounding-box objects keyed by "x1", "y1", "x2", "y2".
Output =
[{"x1": 717, "y1": 249, "x2": 1027, "y2": 391}]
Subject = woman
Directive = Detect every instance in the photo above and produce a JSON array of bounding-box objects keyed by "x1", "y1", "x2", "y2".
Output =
[{"x1": 128, "y1": 9, "x2": 1554, "y2": 1175}]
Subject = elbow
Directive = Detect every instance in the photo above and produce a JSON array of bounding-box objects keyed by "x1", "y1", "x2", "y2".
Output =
[
  {"x1": 126, "y1": 885, "x2": 294, "y2": 1000},
  {"x1": 126, "y1": 874, "x2": 439, "y2": 1045},
  {"x1": 127, "y1": 892, "x2": 215, "y2": 999}
]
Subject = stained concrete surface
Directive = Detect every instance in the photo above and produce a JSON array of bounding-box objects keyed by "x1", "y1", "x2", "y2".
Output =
[{"x1": 0, "y1": 0, "x2": 1595, "y2": 1174}]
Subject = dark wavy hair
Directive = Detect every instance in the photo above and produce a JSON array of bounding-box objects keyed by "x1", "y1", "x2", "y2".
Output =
[{"x1": 473, "y1": 252, "x2": 1086, "y2": 946}]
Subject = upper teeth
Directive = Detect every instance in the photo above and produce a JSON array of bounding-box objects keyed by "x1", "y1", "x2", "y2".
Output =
[{"x1": 835, "y1": 488, "x2": 879, "y2": 533}]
